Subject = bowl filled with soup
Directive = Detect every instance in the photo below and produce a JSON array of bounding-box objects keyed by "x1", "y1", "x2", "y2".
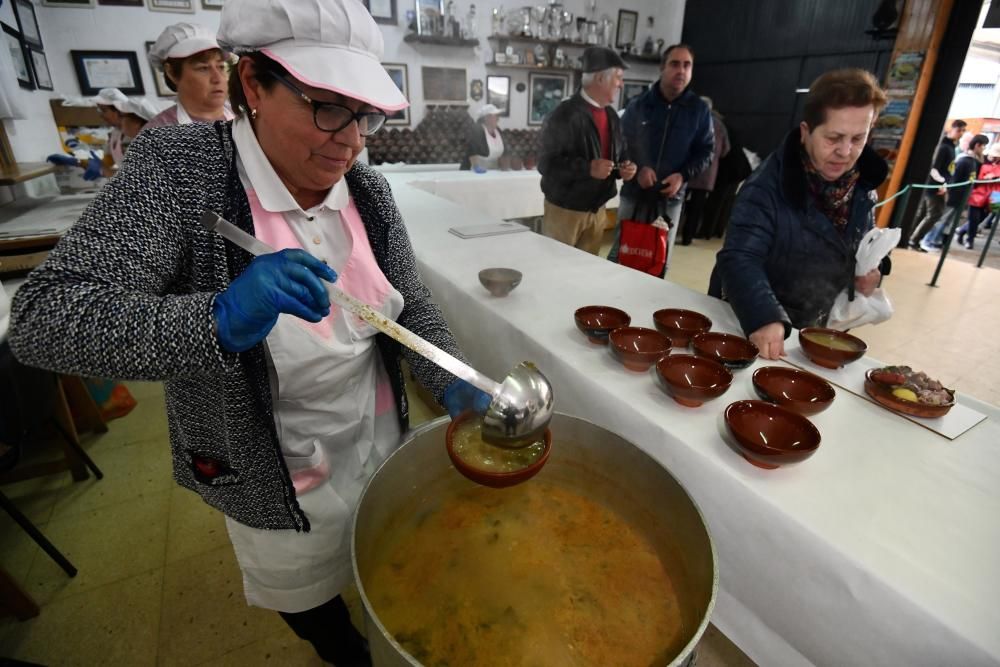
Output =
[
  {"x1": 446, "y1": 412, "x2": 551, "y2": 488},
  {"x1": 353, "y1": 414, "x2": 717, "y2": 667},
  {"x1": 798, "y1": 327, "x2": 867, "y2": 369}
]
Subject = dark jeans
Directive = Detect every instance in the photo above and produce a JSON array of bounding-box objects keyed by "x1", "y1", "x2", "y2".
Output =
[
  {"x1": 958, "y1": 206, "x2": 989, "y2": 246},
  {"x1": 909, "y1": 191, "x2": 945, "y2": 245},
  {"x1": 279, "y1": 595, "x2": 371, "y2": 666},
  {"x1": 680, "y1": 188, "x2": 709, "y2": 244}
]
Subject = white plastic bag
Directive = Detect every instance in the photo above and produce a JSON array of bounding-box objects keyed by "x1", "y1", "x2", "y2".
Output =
[{"x1": 826, "y1": 226, "x2": 901, "y2": 330}]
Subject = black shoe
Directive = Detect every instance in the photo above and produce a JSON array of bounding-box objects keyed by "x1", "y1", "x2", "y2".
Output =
[
  {"x1": 910, "y1": 242, "x2": 928, "y2": 253},
  {"x1": 679, "y1": 238, "x2": 693, "y2": 246},
  {"x1": 957, "y1": 233, "x2": 965, "y2": 246}
]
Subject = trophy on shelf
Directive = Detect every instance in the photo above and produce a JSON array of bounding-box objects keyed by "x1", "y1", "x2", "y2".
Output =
[
  {"x1": 517, "y1": 6, "x2": 533, "y2": 37},
  {"x1": 531, "y1": 5, "x2": 547, "y2": 39},
  {"x1": 585, "y1": 20, "x2": 599, "y2": 44},
  {"x1": 560, "y1": 10, "x2": 574, "y2": 41},
  {"x1": 599, "y1": 16, "x2": 614, "y2": 48},
  {"x1": 491, "y1": 6, "x2": 506, "y2": 36},
  {"x1": 545, "y1": 2, "x2": 562, "y2": 40},
  {"x1": 533, "y1": 43, "x2": 547, "y2": 66}
]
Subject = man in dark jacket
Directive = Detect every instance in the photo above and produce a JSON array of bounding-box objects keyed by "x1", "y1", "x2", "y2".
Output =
[
  {"x1": 710, "y1": 69, "x2": 889, "y2": 359},
  {"x1": 538, "y1": 46, "x2": 637, "y2": 254},
  {"x1": 918, "y1": 133, "x2": 987, "y2": 250},
  {"x1": 908, "y1": 118, "x2": 967, "y2": 251},
  {"x1": 608, "y1": 44, "x2": 714, "y2": 276}
]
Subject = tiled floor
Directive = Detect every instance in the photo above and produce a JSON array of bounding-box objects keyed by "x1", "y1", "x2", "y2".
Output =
[{"x1": 2, "y1": 237, "x2": 997, "y2": 666}]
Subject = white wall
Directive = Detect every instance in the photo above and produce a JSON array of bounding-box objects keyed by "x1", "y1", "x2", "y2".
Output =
[{"x1": 1, "y1": 0, "x2": 683, "y2": 161}]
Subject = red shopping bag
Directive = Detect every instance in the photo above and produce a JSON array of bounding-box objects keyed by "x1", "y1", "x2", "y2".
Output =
[{"x1": 618, "y1": 218, "x2": 668, "y2": 276}]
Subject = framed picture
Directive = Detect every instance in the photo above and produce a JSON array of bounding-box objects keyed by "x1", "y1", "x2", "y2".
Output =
[
  {"x1": 71, "y1": 50, "x2": 145, "y2": 95},
  {"x1": 384, "y1": 63, "x2": 409, "y2": 126},
  {"x1": 145, "y1": 41, "x2": 176, "y2": 97},
  {"x1": 364, "y1": 0, "x2": 396, "y2": 25},
  {"x1": 2, "y1": 24, "x2": 33, "y2": 89},
  {"x1": 201, "y1": 0, "x2": 224, "y2": 8},
  {"x1": 12, "y1": 0, "x2": 42, "y2": 49},
  {"x1": 41, "y1": 0, "x2": 95, "y2": 6},
  {"x1": 485, "y1": 75, "x2": 510, "y2": 117},
  {"x1": 97, "y1": 0, "x2": 145, "y2": 5},
  {"x1": 29, "y1": 46, "x2": 53, "y2": 90},
  {"x1": 620, "y1": 79, "x2": 650, "y2": 110},
  {"x1": 616, "y1": 9, "x2": 638, "y2": 49},
  {"x1": 415, "y1": 0, "x2": 442, "y2": 35},
  {"x1": 147, "y1": 0, "x2": 194, "y2": 12},
  {"x1": 421, "y1": 66, "x2": 466, "y2": 103},
  {"x1": 527, "y1": 72, "x2": 568, "y2": 125}
]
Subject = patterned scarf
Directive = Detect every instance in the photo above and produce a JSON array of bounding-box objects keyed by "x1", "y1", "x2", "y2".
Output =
[{"x1": 801, "y1": 147, "x2": 860, "y2": 234}]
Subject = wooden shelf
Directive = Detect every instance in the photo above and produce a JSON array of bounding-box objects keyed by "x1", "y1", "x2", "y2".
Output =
[
  {"x1": 0, "y1": 163, "x2": 55, "y2": 186},
  {"x1": 487, "y1": 34, "x2": 590, "y2": 49},
  {"x1": 404, "y1": 33, "x2": 479, "y2": 47},
  {"x1": 623, "y1": 53, "x2": 661, "y2": 65},
  {"x1": 487, "y1": 63, "x2": 580, "y2": 72}
]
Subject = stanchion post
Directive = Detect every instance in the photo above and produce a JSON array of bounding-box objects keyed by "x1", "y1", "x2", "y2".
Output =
[
  {"x1": 929, "y1": 182, "x2": 972, "y2": 287},
  {"x1": 978, "y1": 209, "x2": 998, "y2": 268}
]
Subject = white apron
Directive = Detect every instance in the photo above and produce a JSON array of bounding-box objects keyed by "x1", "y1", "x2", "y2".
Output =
[
  {"x1": 484, "y1": 127, "x2": 504, "y2": 169},
  {"x1": 224, "y1": 181, "x2": 404, "y2": 613},
  {"x1": 108, "y1": 128, "x2": 125, "y2": 166}
]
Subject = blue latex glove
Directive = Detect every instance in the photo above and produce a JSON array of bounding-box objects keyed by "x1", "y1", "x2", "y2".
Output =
[
  {"x1": 46, "y1": 153, "x2": 79, "y2": 167},
  {"x1": 212, "y1": 249, "x2": 337, "y2": 353},
  {"x1": 442, "y1": 379, "x2": 492, "y2": 418},
  {"x1": 82, "y1": 152, "x2": 103, "y2": 181}
]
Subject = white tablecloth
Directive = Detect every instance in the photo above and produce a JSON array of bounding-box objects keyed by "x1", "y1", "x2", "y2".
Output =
[
  {"x1": 392, "y1": 169, "x2": 620, "y2": 222},
  {"x1": 386, "y1": 174, "x2": 1000, "y2": 666}
]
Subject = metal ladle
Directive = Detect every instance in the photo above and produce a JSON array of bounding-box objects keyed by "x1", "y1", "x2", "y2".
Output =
[{"x1": 200, "y1": 211, "x2": 554, "y2": 448}]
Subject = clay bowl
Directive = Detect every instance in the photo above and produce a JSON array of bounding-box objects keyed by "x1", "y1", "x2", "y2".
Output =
[
  {"x1": 655, "y1": 354, "x2": 733, "y2": 407},
  {"x1": 478, "y1": 268, "x2": 522, "y2": 297},
  {"x1": 652, "y1": 309, "x2": 713, "y2": 347},
  {"x1": 798, "y1": 327, "x2": 867, "y2": 369},
  {"x1": 863, "y1": 369, "x2": 955, "y2": 419},
  {"x1": 723, "y1": 400, "x2": 821, "y2": 470},
  {"x1": 690, "y1": 332, "x2": 759, "y2": 370},
  {"x1": 445, "y1": 412, "x2": 552, "y2": 488},
  {"x1": 574, "y1": 305, "x2": 631, "y2": 345},
  {"x1": 608, "y1": 327, "x2": 672, "y2": 372},
  {"x1": 752, "y1": 366, "x2": 836, "y2": 416}
]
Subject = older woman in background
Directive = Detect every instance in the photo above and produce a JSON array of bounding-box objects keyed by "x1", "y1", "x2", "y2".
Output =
[
  {"x1": 145, "y1": 22, "x2": 234, "y2": 128},
  {"x1": 461, "y1": 103, "x2": 505, "y2": 171}
]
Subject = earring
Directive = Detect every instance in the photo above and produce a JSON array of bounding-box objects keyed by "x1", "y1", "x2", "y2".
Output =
[{"x1": 250, "y1": 108, "x2": 257, "y2": 120}]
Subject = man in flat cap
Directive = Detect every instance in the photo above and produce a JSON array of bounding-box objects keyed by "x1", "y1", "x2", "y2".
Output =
[
  {"x1": 538, "y1": 46, "x2": 637, "y2": 254},
  {"x1": 609, "y1": 43, "x2": 714, "y2": 276}
]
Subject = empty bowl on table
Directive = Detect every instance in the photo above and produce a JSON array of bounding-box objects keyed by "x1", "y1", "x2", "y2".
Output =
[
  {"x1": 653, "y1": 309, "x2": 713, "y2": 347},
  {"x1": 655, "y1": 354, "x2": 733, "y2": 407},
  {"x1": 608, "y1": 327, "x2": 672, "y2": 372},
  {"x1": 574, "y1": 305, "x2": 632, "y2": 345},
  {"x1": 752, "y1": 366, "x2": 836, "y2": 416},
  {"x1": 478, "y1": 268, "x2": 522, "y2": 297},
  {"x1": 798, "y1": 327, "x2": 867, "y2": 369},
  {"x1": 691, "y1": 332, "x2": 760, "y2": 370},
  {"x1": 723, "y1": 400, "x2": 821, "y2": 469}
]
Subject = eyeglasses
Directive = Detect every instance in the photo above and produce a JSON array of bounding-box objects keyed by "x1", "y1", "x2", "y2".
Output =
[{"x1": 266, "y1": 71, "x2": 387, "y2": 136}]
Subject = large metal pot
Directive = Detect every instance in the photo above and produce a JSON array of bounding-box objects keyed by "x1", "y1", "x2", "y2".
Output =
[{"x1": 352, "y1": 413, "x2": 717, "y2": 666}]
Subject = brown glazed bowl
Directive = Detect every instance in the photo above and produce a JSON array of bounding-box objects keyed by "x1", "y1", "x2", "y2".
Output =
[
  {"x1": 574, "y1": 305, "x2": 632, "y2": 345},
  {"x1": 445, "y1": 412, "x2": 552, "y2": 488},
  {"x1": 798, "y1": 327, "x2": 867, "y2": 369},
  {"x1": 752, "y1": 366, "x2": 836, "y2": 416},
  {"x1": 608, "y1": 327, "x2": 672, "y2": 372},
  {"x1": 723, "y1": 400, "x2": 821, "y2": 469},
  {"x1": 863, "y1": 369, "x2": 955, "y2": 419},
  {"x1": 478, "y1": 268, "x2": 522, "y2": 297},
  {"x1": 652, "y1": 309, "x2": 713, "y2": 347},
  {"x1": 655, "y1": 354, "x2": 733, "y2": 407},
  {"x1": 691, "y1": 332, "x2": 760, "y2": 370}
]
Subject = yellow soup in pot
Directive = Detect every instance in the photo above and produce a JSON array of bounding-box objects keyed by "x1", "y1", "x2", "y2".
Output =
[
  {"x1": 366, "y1": 480, "x2": 687, "y2": 666},
  {"x1": 802, "y1": 331, "x2": 860, "y2": 352}
]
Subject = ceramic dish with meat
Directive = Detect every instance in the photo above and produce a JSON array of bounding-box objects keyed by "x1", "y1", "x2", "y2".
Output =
[{"x1": 864, "y1": 365, "x2": 956, "y2": 418}]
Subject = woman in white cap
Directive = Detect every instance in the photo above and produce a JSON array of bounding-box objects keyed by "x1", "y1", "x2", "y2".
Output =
[
  {"x1": 9, "y1": 0, "x2": 488, "y2": 664},
  {"x1": 461, "y1": 103, "x2": 505, "y2": 171},
  {"x1": 145, "y1": 22, "x2": 234, "y2": 129},
  {"x1": 118, "y1": 98, "x2": 162, "y2": 141},
  {"x1": 94, "y1": 88, "x2": 129, "y2": 167}
]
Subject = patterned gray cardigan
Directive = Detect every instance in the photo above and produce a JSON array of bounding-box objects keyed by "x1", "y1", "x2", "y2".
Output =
[{"x1": 9, "y1": 121, "x2": 464, "y2": 531}]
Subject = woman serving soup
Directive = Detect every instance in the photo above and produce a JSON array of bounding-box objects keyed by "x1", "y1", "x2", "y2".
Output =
[{"x1": 9, "y1": 0, "x2": 489, "y2": 663}]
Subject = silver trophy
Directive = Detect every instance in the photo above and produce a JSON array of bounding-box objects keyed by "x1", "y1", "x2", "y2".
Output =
[
  {"x1": 491, "y1": 5, "x2": 505, "y2": 36},
  {"x1": 531, "y1": 5, "x2": 546, "y2": 39}
]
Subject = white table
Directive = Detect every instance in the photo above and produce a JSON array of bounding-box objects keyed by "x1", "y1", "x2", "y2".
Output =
[
  {"x1": 386, "y1": 169, "x2": 620, "y2": 222},
  {"x1": 386, "y1": 175, "x2": 1000, "y2": 666}
]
